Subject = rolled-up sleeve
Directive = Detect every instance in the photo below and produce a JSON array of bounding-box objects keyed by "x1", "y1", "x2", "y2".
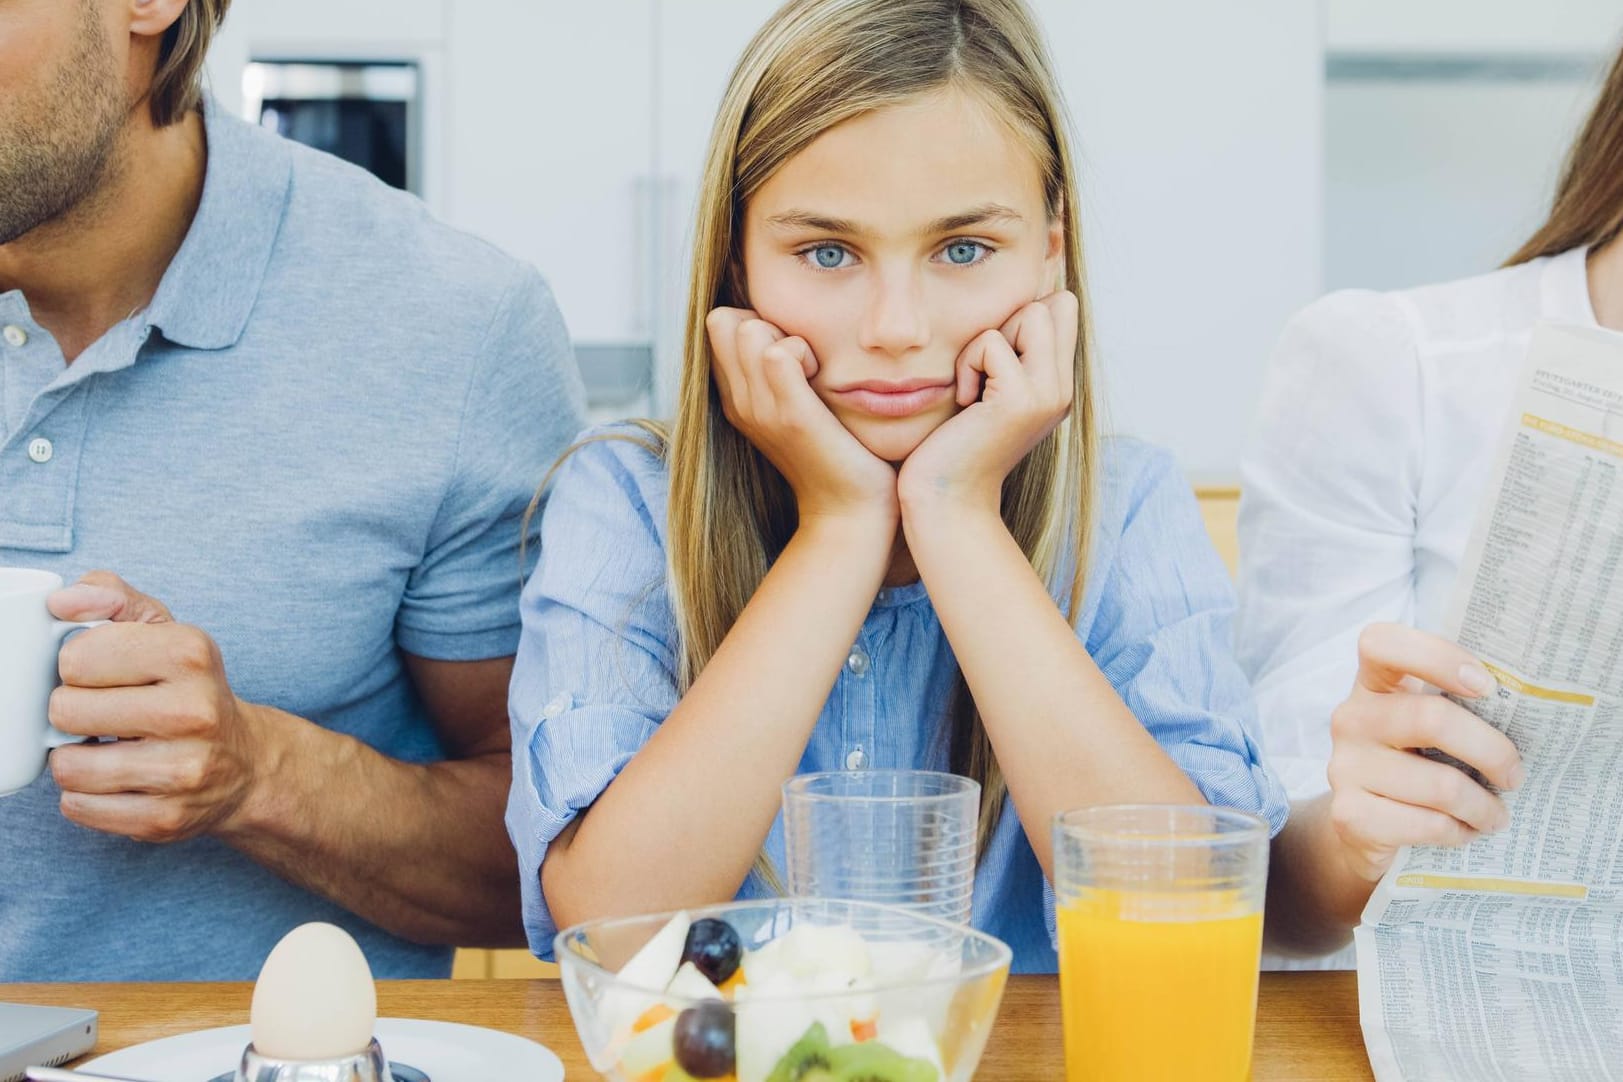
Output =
[
  {"x1": 1086, "y1": 443, "x2": 1291, "y2": 836},
  {"x1": 505, "y1": 432, "x2": 679, "y2": 956}
]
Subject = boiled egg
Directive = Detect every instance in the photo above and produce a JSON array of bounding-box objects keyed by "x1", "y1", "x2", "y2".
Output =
[{"x1": 249, "y1": 922, "x2": 378, "y2": 1060}]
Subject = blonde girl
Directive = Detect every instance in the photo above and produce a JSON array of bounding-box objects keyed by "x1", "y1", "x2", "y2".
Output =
[{"x1": 509, "y1": 0, "x2": 1286, "y2": 973}]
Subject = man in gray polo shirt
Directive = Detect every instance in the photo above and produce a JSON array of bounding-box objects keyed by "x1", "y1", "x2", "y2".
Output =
[{"x1": 0, "y1": 0, "x2": 585, "y2": 978}]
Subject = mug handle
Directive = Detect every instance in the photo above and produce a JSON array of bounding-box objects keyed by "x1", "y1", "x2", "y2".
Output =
[{"x1": 44, "y1": 619, "x2": 112, "y2": 750}]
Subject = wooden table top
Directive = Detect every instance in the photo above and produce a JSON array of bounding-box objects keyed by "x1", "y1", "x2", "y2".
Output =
[{"x1": 2, "y1": 972, "x2": 1371, "y2": 1080}]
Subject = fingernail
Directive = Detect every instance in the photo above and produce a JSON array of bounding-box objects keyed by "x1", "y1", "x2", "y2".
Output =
[
  {"x1": 1507, "y1": 763, "x2": 1526, "y2": 790},
  {"x1": 1459, "y1": 663, "x2": 1495, "y2": 697}
]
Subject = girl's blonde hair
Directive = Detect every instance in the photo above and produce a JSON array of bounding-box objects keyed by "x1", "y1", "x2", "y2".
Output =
[
  {"x1": 1510, "y1": 41, "x2": 1623, "y2": 265},
  {"x1": 535, "y1": 0, "x2": 1102, "y2": 882}
]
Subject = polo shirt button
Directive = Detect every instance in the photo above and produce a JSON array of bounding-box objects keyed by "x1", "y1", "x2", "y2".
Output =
[
  {"x1": 845, "y1": 646, "x2": 870, "y2": 677},
  {"x1": 2, "y1": 325, "x2": 25, "y2": 348},
  {"x1": 27, "y1": 437, "x2": 53, "y2": 464},
  {"x1": 845, "y1": 747, "x2": 868, "y2": 770}
]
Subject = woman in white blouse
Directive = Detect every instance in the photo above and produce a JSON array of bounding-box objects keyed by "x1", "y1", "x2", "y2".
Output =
[{"x1": 1253, "y1": 46, "x2": 1623, "y2": 956}]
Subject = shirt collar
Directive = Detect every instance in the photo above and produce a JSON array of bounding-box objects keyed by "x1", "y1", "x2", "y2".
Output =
[
  {"x1": 143, "y1": 95, "x2": 292, "y2": 351},
  {"x1": 1542, "y1": 244, "x2": 1598, "y2": 330}
]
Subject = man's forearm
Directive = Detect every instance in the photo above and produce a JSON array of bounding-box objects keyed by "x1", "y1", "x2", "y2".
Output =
[
  {"x1": 1264, "y1": 794, "x2": 1373, "y2": 957},
  {"x1": 216, "y1": 703, "x2": 525, "y2": 948}
]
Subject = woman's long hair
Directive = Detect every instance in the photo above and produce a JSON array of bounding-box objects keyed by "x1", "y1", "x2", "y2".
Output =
[{"x1": 1509, "y1": 42, "x2": 1623, "y2": 264}]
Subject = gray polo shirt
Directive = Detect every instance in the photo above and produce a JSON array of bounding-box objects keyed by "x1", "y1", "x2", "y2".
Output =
[{"x1": 0, "y1": 100, "x2": 586, "y2": 980}]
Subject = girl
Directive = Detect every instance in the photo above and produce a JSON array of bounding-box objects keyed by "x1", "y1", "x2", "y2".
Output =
[
  {"x1": 509, "y1": 0, "x2": 1287, "y2": 974},
  {"x1": 1246, "y1": 42, "x2": 1623, "y2": 956}
]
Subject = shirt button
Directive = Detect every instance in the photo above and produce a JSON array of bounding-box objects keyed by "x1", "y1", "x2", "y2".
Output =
[
  {"x1": 845, "y1": 747, "x2": 868, "y2": 770},
  {"x1": 27, "y1": 437, "x2": 53, "y2": 464},
  {"x1": 2, "y1": 325, "x2": 25, "y2": 348},
  {"x1": 845, "y1": 646, "x2": 870, "y2": 677}
]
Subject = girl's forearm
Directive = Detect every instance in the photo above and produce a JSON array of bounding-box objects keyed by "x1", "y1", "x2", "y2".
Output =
[
  {"x1": 903, "y1": 503, "x2": 1201, "y2": 881},
  {"x1": 542, "y1": 512, "x2": 896, "y2": 929}
]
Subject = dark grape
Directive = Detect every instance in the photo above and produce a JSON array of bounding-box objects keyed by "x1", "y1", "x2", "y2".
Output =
[
  {"x1": 673, "y1": 1000, "x2": 736, "y2": 1078},
  {"x1": 681, "y1": 917, "x2": 744, "y2": 984}
]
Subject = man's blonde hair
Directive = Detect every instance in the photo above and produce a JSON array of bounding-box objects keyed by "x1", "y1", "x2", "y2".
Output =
[{"x1": 148, "y1": 0, "x2": 231, "y2": 127}]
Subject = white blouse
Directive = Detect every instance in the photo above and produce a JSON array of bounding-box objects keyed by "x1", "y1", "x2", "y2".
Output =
[
  {"x1": 1236, "y1": 245, "x2": 1599, "y2": 803},
  {"x1": 1237, "y1": 246, "x2": 1599, "y2": 969}
]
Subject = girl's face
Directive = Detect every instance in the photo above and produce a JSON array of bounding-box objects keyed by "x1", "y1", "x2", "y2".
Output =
[{"x1": 741, "y1": 86, "x2": 1065, "y2": 464}]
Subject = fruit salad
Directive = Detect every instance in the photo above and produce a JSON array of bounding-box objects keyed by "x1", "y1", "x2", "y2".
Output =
[{"x1": 601, "y1": 912, "x2": 962, "y2": 1082}]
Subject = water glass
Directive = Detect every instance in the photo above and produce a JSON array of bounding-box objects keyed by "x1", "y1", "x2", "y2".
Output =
[{"x1": 782, "y1": 770, "x2": 979, "y2": 926}]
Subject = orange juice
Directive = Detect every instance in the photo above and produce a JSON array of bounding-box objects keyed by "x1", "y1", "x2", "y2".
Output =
[{"x1": 1057, "y1": 887, "x2": 1262, "y2": 1082}]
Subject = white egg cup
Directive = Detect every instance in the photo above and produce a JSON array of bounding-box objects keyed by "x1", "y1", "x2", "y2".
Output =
[{"x1": 231, "y1": 1038, "x2": 391, "y2": 1082}]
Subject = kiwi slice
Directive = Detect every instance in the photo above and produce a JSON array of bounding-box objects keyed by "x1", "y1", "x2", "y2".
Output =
[
  {"x1": 826, "y1": 1040, "x2": 942, "y2": 1082},
  {"x1": 765, "y1": 1022, "x2": 837, "y2": 1082}
]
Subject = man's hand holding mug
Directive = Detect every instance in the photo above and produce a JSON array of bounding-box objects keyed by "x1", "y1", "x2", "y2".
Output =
[
  {"x1": 2, "y1": 568, "x2": 269, "y2": 844},
  {"x1": 0, "y1": 568, "x2": 108, "y2": 796}
]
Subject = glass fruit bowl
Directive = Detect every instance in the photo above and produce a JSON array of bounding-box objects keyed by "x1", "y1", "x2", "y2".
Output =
[{"x1": 554, "y1": 898, "x2": 1013, "y2": 1082}]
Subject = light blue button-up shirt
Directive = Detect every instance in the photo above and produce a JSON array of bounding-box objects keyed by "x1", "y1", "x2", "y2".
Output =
[
  {"x1": 0, "y1": 99, "x2": 585, "y2": 980},
  {"x1": 508, "y1": 428, "x2": 1288, "y2": 973}
]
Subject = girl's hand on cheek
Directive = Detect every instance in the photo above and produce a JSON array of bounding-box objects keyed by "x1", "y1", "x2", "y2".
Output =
[
  {"x1": 898, "y1": 290, "x2": 1078, "y2": 518},
  {"x1": 707, "y1": 307, "x2": 899, "y2": 526}
]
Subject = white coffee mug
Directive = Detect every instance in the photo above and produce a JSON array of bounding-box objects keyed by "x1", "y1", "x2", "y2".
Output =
[{"x1": 0, "y1": 568, "x2": 107, "y2": 796}]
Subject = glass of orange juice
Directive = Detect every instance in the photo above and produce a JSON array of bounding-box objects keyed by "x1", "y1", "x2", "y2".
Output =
[{"x1": 1053, "y1": 805, "x2": 1268, "y2": 1082}]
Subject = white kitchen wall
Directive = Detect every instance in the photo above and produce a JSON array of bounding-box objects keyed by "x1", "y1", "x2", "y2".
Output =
[
  {"x1": 1327, "y1": 0, "x2": 1623, "y2": 55},
  {"x1": 1322, "y1": 0, "x2": 1622, "y2": 294},
  {"x1": 1039, "y1": 1, "x2": 1322, "y2": 481},
  {"x1": 1325, "y1": 72, "x2": 1601, "y2": 293}
]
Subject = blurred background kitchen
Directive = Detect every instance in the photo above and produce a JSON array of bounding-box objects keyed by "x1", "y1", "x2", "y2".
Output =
[{"x1": 203, "y1": 0, "x2": 1623, "y2": 485}]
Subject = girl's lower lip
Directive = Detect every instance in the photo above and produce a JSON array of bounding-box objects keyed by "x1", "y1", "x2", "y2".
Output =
[{"x1": 832, "y1": 384, "x2": 952, "y2": 418}]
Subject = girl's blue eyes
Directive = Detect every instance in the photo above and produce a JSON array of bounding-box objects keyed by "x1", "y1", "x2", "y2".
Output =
[
  {"x1": 811, "y1": 244, "x2": 848, "y2": 269},
  {"x1": 798, "y1": 240, "x2": 991, "y2": 270}
]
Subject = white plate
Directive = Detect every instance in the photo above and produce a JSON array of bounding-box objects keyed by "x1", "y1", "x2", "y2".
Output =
[{"x1": 80, "y1": 1017, "x2": 565, "y2": 1082}]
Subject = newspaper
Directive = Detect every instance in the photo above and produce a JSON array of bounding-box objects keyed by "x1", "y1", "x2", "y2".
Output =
[{"x1": 1356, "y1": 323, "x2": 1623, "y2": 1081}]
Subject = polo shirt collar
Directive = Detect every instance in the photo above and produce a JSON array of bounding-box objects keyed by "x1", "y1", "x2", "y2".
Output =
[{"x1": 143, "y1": 94, "x2": 292, "y2": 351}]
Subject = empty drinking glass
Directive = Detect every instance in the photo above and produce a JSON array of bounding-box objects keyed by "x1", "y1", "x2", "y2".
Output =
[{"x1": 781, "y1": 770, "x2": 979, "y2": 926}]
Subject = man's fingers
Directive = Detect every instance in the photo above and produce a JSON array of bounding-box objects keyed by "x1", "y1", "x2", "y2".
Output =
[
  {"x1": 1357, "y1": 622, "x2": 1496, "y2": 699},
  {"x1": 58, "y1": 622, "x2": 216, "y2": 690},
  {"x1": 49, "y1": 571, "x2": 172, "y2": 624},
  {"x1": 57, "y1": 790, "x2": 194, "y2": 844},
  {"x1": 49, "y1": 684, "x2": 197, "y2": 740},
  {"x1": 49, "y1": 738, "x2": 198, "y2": 795}
]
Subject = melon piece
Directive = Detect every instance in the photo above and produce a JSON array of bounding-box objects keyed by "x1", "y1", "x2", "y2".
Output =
[{"x1": 666, "y1": 960, "x2": 725, "y2": 1002}]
